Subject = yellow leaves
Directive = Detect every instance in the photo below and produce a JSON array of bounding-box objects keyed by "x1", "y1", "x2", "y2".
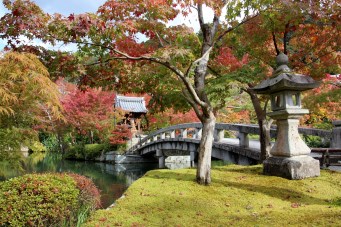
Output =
[
  {"x1": 0, "y1": 51, "x2": 63, "y2": 120},
  {"x1": 158, "y1": 46, "x2": 192, "y2": 61}
]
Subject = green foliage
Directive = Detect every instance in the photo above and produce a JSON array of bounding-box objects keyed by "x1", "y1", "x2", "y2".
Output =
[
  {"x1": 28, "y1": 141, "x2": 47, "y2": 153},
  {"x1": 303, "y1": 135, "x2": 330, "y2": 148},
  {"x1": 40, "y1": 134, "x2": 60, "y2": 153},
  {"x1": 0, "y1": 173, "x2": 79, "y2": 226},
  {"x1": 64, "y1": 143, "x2": 111, "y2": 160},
  {"x1": 0, "y1": 173, "x2": 101, "y2": 226},
  {"x1": 86, "y1": 165, "x2": 341, "y2": 226}
]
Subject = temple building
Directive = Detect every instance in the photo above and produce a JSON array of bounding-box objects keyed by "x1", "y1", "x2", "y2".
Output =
[{"x1": 115, "y1": 95, "x2": 148, "y2": 135}]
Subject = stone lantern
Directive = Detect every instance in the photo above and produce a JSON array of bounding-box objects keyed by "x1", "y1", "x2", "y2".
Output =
[{"x1": 253, "y1": 53, "x2": 320, "y2": 179}]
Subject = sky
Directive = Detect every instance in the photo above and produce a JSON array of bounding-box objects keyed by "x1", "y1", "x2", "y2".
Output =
[
  {"x1": 0, "y1": 0, "x2": 212, "y2": 51},
  {"x1": 0, "y1": 0, "x2": 107, "y2": 51}
]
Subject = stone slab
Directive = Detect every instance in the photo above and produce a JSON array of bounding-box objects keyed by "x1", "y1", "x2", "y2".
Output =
[{"x1": 263, "y1": 156, "x2": 320, "y2": 180}]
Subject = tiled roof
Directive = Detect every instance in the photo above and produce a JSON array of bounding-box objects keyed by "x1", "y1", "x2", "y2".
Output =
[{"x1": 115, "y1": 95, "x2": 148, "y2": 113}]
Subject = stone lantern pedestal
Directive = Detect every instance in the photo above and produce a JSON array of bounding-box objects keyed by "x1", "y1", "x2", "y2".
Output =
[{"x1": 253, "y1": 53, "x2": 320, "y2": 180}]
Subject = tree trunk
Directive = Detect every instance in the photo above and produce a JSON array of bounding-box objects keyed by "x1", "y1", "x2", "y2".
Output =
[
  {"x1": 196, "y1": 111, "x2": 216, "y2": 185},
  {"x1": 259, "y1": 119, "x2": 271, "y2": 161},
  {"x1": 245, "y1": 87, "x2": 271, "y2": 162}
]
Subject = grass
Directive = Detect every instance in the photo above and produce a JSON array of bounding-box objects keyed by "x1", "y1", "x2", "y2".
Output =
[{"x1": 86, "y1": 165, "x2": 341, "y2": 227}]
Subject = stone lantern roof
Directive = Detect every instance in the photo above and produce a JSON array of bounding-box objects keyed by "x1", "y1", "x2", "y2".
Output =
[{"x1": 252, "y1": 53, "x2": 319, "y2": 94}]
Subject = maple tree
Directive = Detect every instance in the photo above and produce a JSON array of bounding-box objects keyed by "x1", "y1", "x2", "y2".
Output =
[
  {"x1": 1, "y1": 0, "x2": 339, "y2": 184},
  {"x1": 211, "y1": 0, "x2": 340, "y2": 160},
  {"x1": 109, "y1": 125, "x2": 132, "y2": 145},
  {"x1": 0, "y1": 51, "x2": 63, "y2": 161},
  {"x1": 57, "y1": 78, "x2": 117, "y2": 144},
  {"x1": 303, "y1": 74, "x2": 341, "y2": 129}
]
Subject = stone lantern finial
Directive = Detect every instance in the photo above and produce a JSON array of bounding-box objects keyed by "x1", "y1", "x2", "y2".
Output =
[{"x1": 273, "y1": 52, "x2": 292, "y2": 75}]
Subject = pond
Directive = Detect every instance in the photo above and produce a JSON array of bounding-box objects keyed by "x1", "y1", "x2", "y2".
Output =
[{"x1": 0, "y1": 153, "x2": 159, "y2": 208}]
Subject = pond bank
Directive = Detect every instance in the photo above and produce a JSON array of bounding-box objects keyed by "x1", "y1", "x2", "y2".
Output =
[
  {"x1": 0, "y1": 154, "x2": 158, "y2": 208},
  {"x1": 86, "y1": 165, "x2": 341, "y2": 226},
  {"x1": 94, "y1": 151, "x2": 156, "y2": 164}
]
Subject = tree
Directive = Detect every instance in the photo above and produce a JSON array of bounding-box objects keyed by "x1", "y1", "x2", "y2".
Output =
[
  {"x1": 211, "y1": 0, "x2": 340, "y2": 160},
  {"x1": 303, "y1": 74, "x2": 341, "y2": 129},
  {"x1": 70, "y1": 1, "x2": 272, "y2": 185},
  {"x1": 0, "y1": 51, "x2": 62, "y2": 162},
  {"x1": 57, "y1": 79, "x2": 116, "y2": 144},
  {"x1": 2, "y1": 0, "x2": 338, "y2": 184},
  {"x1": 0, "y1": 0, "x2": 274, "y2": 185}
]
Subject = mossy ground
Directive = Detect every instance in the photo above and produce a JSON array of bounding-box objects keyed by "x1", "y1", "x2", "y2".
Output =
[{"x1": 86, "y1": 165, "x2": 341, "y2": 227}]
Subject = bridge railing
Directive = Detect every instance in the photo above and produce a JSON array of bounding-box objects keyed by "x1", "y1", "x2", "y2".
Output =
[{"x1": 126, "y1": 122, "x2": 333, "y2": 154}]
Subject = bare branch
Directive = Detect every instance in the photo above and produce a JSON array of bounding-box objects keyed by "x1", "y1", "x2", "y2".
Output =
[
  {"x1": 207, "y1": 65, "x2": 222, "y2": 77},
  {"x1": 155, "y1": 32, "x2": 164, "y2": 47},
  {"x1": 190, "y1": 5, "x2": 198, "y2": 11},
  {"x1": 215, "y1": 13, "x2": 259, "y2": 44},
  {"x1": 263, "y1": 98, "x2": 270, "y2": 112},
  {"x1": 267, "y1": 119, "x2": 274, "y2": 128},
  {"x1": 283, "y1": 22, "x2": 290, "y2": 54},
  {"x1": 92, "y1": 48, "x2": 209, "y2": 109},
  {"x1": 198, "y1": 4, "x2": 205, "y2": 32},
  {"x1": 211, "y1": 15, "x2": 220, "y2": 41},
  {"x1": 272, "y1": 32, "x2": 280, "y2": 55},
  {"x1": 155, "y1": 32, "x2": 170, "y2": 47}
]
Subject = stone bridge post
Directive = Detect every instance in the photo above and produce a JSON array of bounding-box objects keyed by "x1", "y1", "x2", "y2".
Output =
[
  {"x1": 195, "y1": 128, "x2": 202, "y2": 139},
  {"x1": 160, "y1": 132, "x2": 166, "y2": 139},
  {"x1": 181, "y1": 129, "x2": 188, "y2": 138},
  {"x1": 331, "y1": 120, "x2": 341, "y2": 148},
  {"x1": 170, "y1": 130, "x2": 176, "y2": 138},
  {"x1": 238, "y1": 132, "x2": 249, "y2": 148},
  {"x1": 190, "y1": 151, "x2": 196, "y2": 167},
  {"x1": 214, "y1": 129, "x2": 224, "y2": 142},
  {"x1": 156, "y1": 149, "x2": 165, "y2": 168}
]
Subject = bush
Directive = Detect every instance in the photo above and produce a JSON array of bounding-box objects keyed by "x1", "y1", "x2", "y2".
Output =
[
  {"x1": 41, "y1": 134, "x2": 60, "y2": 153},
  {"x1": 303, "y1": 135, "x2": 330, "y2": 148},
  {"x1": 64, "y1": 143, "x2": 112, "y2": 160},
  {"x1": 68, "y1": 173, "x2": 101, "y2": 209},
  {"x1": 0, "y1": 173, "x2": 101, "y2": 226},
  {"x1": 84, "y1": 144, "x2": 107, "y2": 159},
  {"x1": 64, "y1": 144, "x2": 86, "y2": 160}
]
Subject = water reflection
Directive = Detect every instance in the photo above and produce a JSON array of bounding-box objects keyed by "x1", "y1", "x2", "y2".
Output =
[
  {"x1": 0, "y1": 153, "x2": 158, "y2": 208},
  {"x1": 1, "y1": 153, "x2": 200, "y2": 207}
]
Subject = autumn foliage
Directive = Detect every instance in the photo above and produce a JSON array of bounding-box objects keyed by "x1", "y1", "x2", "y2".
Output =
[
  {"x1": 303, "y1": 74, "x2": 341, "y2": 128},
  {"x1": 109, "y1": 125, "x2": 132, "y2": 145},
  {"x1": 57, "y1": 78, "x2": 115, "y2": 143}
]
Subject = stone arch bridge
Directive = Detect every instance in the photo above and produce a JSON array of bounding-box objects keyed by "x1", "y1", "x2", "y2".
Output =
[{"x1": 125, "y1": 122, "x2": 338, "y2": 166}]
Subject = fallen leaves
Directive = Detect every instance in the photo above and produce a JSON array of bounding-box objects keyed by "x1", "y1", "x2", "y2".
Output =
[{"x1": 291, "y1": 203, "x2": 301, "y2": 208}]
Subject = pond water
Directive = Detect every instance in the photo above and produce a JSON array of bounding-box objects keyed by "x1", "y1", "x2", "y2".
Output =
[{"x1": 0, "y1": 153, "x2": 159, "y2": 208}]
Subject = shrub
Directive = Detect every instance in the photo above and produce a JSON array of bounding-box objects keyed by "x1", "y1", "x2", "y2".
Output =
[
  {"x1": 64, "y1": 144, "x2": 85, "y2": 160},
  {"x1": 68, "y1": 173, "x2": 101, "y2": 209},
  {"x1": 41, "y1": 134, "x2": 60, "y2": 153},
  {"x1": 64, "y1": 143, "x2": 112, "y2": 160},
  {"x1": 303, "y1": 135, "x2": 330, "y2": 148},
  {"x1": 0, "y1": 173, "x2": 101, "y2": 226},
  {"x1": 84, "y1": 143, "x2": 107, "y2": 159}
]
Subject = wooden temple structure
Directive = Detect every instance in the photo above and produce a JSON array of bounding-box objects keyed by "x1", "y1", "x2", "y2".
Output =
[{"x1": 115, "y1": 95, "x2": 148, "y2": 135}]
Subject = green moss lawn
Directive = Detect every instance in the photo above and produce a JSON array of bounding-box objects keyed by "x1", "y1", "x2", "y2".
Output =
[{"x1": 86, "y1": 165, "x2": 341, "y2": 226}]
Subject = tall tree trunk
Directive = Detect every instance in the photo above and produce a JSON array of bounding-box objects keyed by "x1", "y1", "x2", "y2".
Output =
[
  {"x1": 245, "y1": 87, "x2": 271, "y2": 162},
  {"x1": 196, "y1": 110, "x2": 216, "y2": 185}
]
